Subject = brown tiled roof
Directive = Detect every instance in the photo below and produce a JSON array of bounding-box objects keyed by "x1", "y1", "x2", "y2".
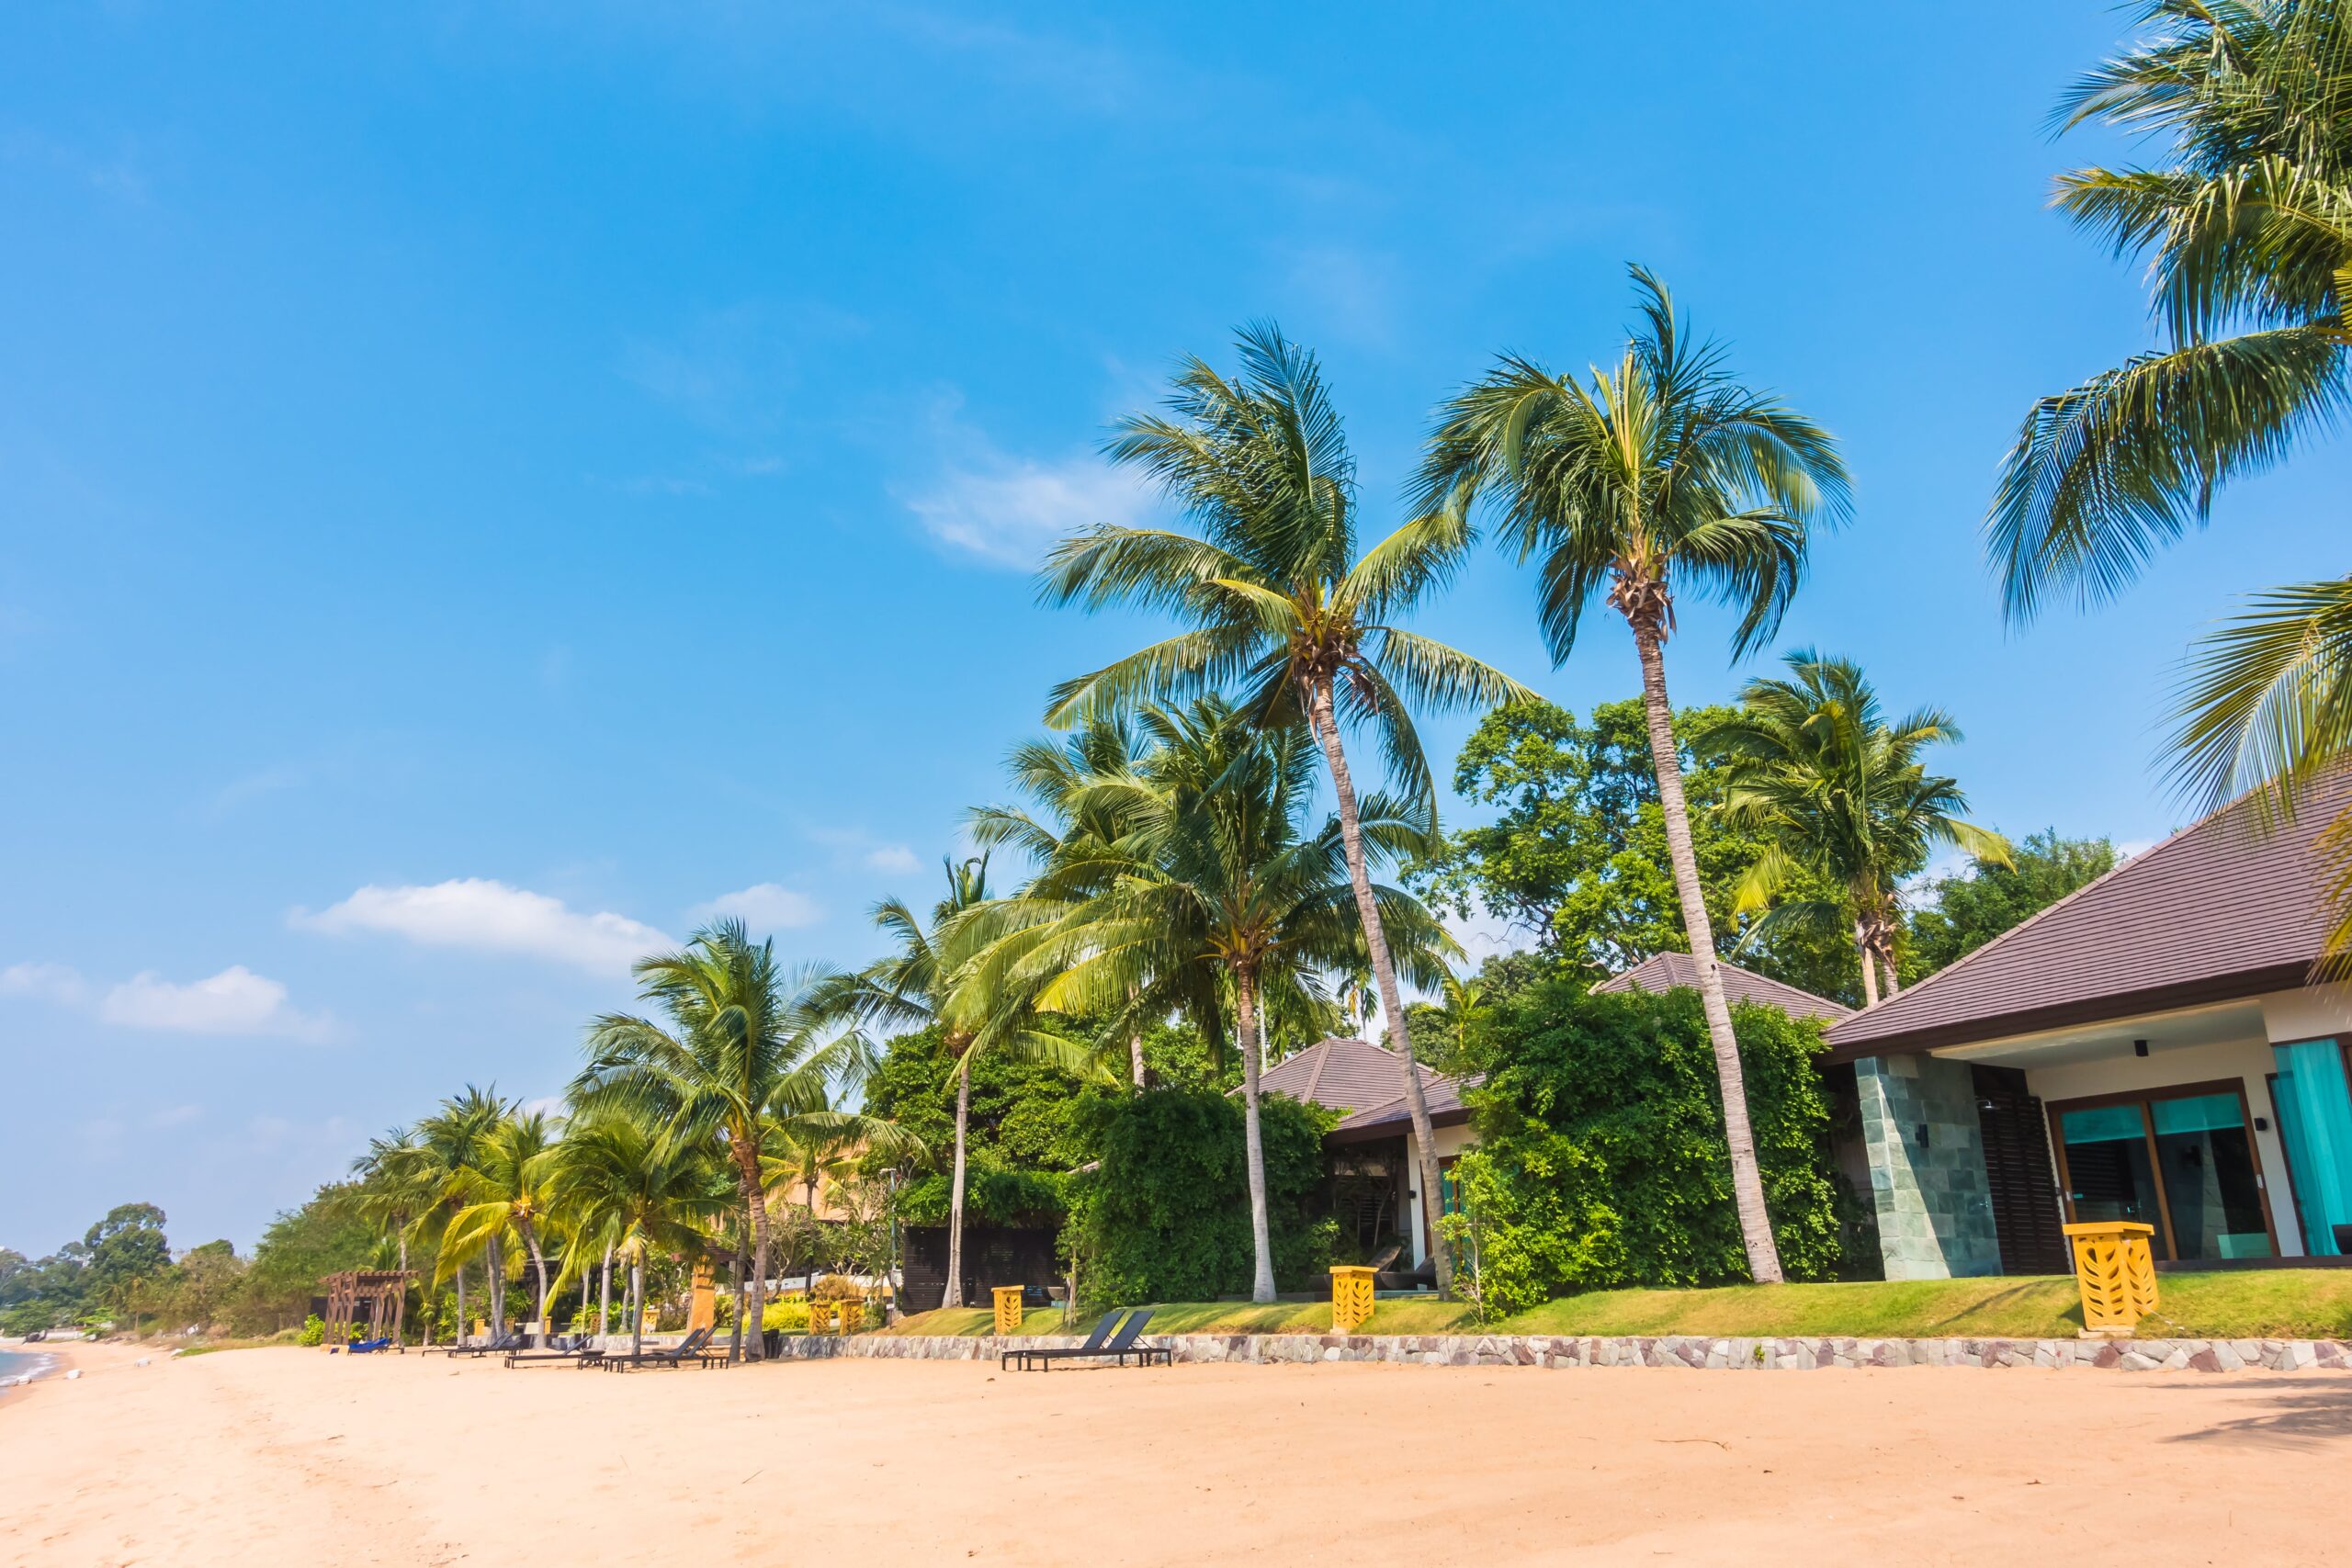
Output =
[
  {"x1": 1330, "y1": 1070, "x2": 1483, "y2": 1138},
  {"x1": 1594, "y1": 950, "x2": 1853, "y2": 1023},
  {"x1": 1824, "y1": 773, "x2": 2349, "y2": 1062},
  {"x1": 1258, "y1": 1037, "x2": 1448, "y2": 1117}
]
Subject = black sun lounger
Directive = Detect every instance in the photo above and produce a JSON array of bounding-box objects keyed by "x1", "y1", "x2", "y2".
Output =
[
  {"x1": 503, "y1": 1334, "x2": 594, "y2": 1367},
  {"x1": 1012, "y1": 1309, "x2": 1159, "y2": 1371},
  {"x1": 1002, "y1": 1309, "x2": 1120, "y2": 1371},
  {"x1": 602, "y1": 1325, "x2": 714, "y2": 1371}
]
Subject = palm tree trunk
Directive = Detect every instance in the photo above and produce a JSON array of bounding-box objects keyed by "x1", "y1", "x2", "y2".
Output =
[
  {"x1": 454, "y1": 1261, "x2": 468, "y2": 1345},
  {"x1": 944, "y1": 1055, "x2": 970, "y2": 1309},
  {"x1": 1630, "y1": 618, "x2": 1785, "y2": 1284},
  {"x1": 1854, "y1": 919, "x2": 1881, "y2": 1008},
  {"x1": 629, "y1": 1257, "x2": 644, "y2": 1359},
  {"x1": 489, "y1": 1235, "x2": 506, "y2": 1334},
  {"x1": 1305, "y1": 675, "x2": 1454, "y2": 1297},
  {"x1": 741, "y1": 1144, "x2": 771, "y2": 1363},
  {"x1": 599, "y1": 1246, "x2": 612, "y2": 1343},
  {"x1": 1131, "y1": 1033, "x2": 1146, "y2": 1089},
  {"x1": 1234, "y1": 964, "x2": 1277, "y2": 1303},
  {"x1": 727, "y1": 1232, "x2": 746, "y2": 1366},
  {"x1": 522, "y1": 1224, "x2": 549, "y2": 1348}
]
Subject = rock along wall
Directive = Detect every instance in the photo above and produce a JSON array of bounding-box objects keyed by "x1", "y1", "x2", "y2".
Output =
[{"x1": 773, "y1": 1331, "x2": 2349, "y2": 1373}]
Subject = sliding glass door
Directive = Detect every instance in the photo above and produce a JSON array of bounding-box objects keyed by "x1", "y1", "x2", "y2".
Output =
[
  {"x1": 2271, "y1": 1039, "x2": 2352, "y2": 1257},
  {"x1": 2052, "y1": 1081, "x2": 2275, "y2": 1262}
]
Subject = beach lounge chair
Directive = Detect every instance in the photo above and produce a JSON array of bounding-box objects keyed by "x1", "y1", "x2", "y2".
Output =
[
  {"x1": 346, "y1": 1337, "x2": 395, "y2": 1354},
  {"x1": 1002, "y1": 1309, "x2": 1119, "y2": 1371},
  {"x1": 1012, "y1": 1309, "x2": 1158, "y2": 1371},
  {"x1": 602, "y1": 1325, "x2": 713, "y2": 1372},
  {"x1": 502, "y1": 1334, "x2": 594, "y2": 1368},
  {"x1": 457, "y1": 1330, "x2": 525, "y2": 1359}
]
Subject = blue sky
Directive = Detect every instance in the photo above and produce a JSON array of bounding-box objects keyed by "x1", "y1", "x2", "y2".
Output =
[{"x1": 5, "y1": 4, "x2": 2346, "y2": 1254}]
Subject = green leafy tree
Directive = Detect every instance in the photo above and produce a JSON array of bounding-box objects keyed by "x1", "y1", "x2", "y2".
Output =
[
  {"x1": 573, "y1": 920, "x2": 862, "y2": 1361},
  {"x1": 1446, "y1": 979, "x2": 1843, "y2": 1314},
  {"x1": 1419, "y1": 697, "x2": 1860, "y2": 1002},
  {"x1": 541, "y1": 1115, "x2": 729, "y2": 1359},
  {"x1": 82, "y1": 1203, "x2": 170, "y2": 1333},
  {"x1": 1990, "y1": 4, "x2": 2352, "y2": 965},
  {"x1": 1042, "y1": 326, "x2": 1531, "y2": 1296},
  {"x1": 231, "y1": 1185, "x2": 379, "y2": 1334},
  {"x1": 411, "y1": 1086, "x2": 508, "y2": 1338},
  {"x1": 1712, "y1": 651, "x2": 2012, "y2": 1006},
  {"x1": 1903, "y1": 829, "x2": 2120, "y2": 982},
  {"x1": 1421, "y1": 267, "x2": 1850, "y2": 1283},
  {"x1": 437, "y1": 1110, "x2": 561, "y2": 1346}
]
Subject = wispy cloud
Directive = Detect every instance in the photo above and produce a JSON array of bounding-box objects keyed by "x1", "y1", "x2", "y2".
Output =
[
  {"x1": 99, "y1": 966, "x2": 334, "y2": 1043},
  {"x1": 294, "y1": 878, "x2": 675, "y2": 976},
  {"x1": 690, "y1": 883, "x2": 823, "y2": 931},
  {"x1": 899, "y1": 400, "x2": 1153, "y2": 569},
  {"x1": 0, "y1": 961, "x2": 89, "y2": 1006},
  {"x1": 866, "y1": 844, "x2": 922, "y2": 874}
]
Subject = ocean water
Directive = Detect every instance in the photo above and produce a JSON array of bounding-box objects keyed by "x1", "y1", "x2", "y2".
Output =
[{"x1": 0, "y1": 1348, "x2": 51, "y2": 1384}]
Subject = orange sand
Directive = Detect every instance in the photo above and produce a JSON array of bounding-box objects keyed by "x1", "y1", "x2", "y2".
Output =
[{"x1": 5, "y1": 1338, "x2": 2346, "y2": 1564}]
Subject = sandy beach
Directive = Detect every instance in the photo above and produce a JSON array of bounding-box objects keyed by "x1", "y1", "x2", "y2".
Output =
[{"x1": 4, "y1": 1340, "x2": 2348, "y2": 1565}]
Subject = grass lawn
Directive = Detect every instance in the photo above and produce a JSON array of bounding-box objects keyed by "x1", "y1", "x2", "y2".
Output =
[{"x1": 878, "y1": 1269, "x2": 2352, "y2": 1342}]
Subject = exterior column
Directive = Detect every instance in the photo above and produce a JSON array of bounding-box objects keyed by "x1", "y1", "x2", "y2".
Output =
[
  {"x1": 1857, "y1": 1054, "x2": 2004, "y2": 1280},
  {"x1": 1403, "y1": 1131, "x2": 1428, "y2": 1269}
]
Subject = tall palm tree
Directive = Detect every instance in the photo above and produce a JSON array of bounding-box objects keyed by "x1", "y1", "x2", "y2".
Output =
[
  {"x1": 1041, "y1": 325, "x2": 1530, "y2": 1295},
  {"x1": 571, "y1": 920, "x2": 861, "y2": 1361},
  {"x1": 1710, "y1": 652, "x2": 2014, "y2": 1006},
  {"x1": 346, "y1": 1126, "x2": 435, "y2": 1342},
  {"x1": 1991, "y1": 3, "x2": 2352, "y2": 961},
  {"x1": 820, "y1": 857, "x2": 1091, "y2": 1309},
  {"x1": 542, "y1": 1115, "x2": 730, "y2": 1360},
  {"x1": 411, "y1": 1085, "x2": 508, "y2": 1339},
  {"x1": 437, "y1": 1110, "x2": 560, "y2": 1347},
  {"x1": 1015, "y1": 699, "x2": 1454, "y2": 1301},
  {"x1": 1419, "y1": 267, "x2": 1850, "y2": 1283}
]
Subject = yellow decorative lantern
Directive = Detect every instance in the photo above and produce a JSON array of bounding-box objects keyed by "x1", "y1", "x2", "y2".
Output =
[
  {"x1": 1329, "y1": 1265, "x2": 1376, "y2": 1333},
  {"x1": 2064, "y1": 1221, "x2": 2159, "y2": 1334},
  {"x1": 991, "y1": 1285, "x2": 1024, "y2": 1337}
]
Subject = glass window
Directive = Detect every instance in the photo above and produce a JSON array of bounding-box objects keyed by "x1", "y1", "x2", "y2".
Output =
[
  {"x1": 2272, "y1": 1041, "x2": 2352, "y2": 1257},
  {"x1": 2059, "y1": 1103, "x2": 2169, "y2": 1259},
  {"x1": 2149, "y1": 1091, "x2": 2270, "y2": 1260}
]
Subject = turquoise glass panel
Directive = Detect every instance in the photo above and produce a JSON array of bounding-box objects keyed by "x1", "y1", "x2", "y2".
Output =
[
  {"x1": 2272, "y1": 1041, "x2": 2352, "y2": 1257},
  {"x1": 2152, "y1": 1093, "x2": 2245, "y2": 1135},
  {"x1": 2062, "y1": 1104, "x2": 2148, "y2": 1144}
]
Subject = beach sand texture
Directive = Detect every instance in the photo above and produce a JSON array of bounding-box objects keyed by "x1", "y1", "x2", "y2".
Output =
[{"x1": 5, "y1": 1339, "x2": 2347, "y2": 1565}]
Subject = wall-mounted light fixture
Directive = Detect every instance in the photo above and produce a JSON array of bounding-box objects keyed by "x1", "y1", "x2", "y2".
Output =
[{"x1": 2133, "y1": 1039, "x2": 2150, "y2": 1057}]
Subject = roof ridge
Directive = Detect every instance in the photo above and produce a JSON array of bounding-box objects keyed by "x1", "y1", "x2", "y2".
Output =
[
  {"x1": 1829, "y1": 790, "x2": 2268, "y2": 1039},
  {"x1": 1301, "y1": 1039, "x2": 1332, "y2": 1103}
]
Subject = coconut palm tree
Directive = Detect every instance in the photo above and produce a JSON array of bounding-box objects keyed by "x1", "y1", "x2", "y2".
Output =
[
  {"x1": 1990, "y1": 3, "x2": 2352, "y2": 963},
  {"x1": 1419, "y1": 267, "x2": 1850, "y2": 1284},
  {"x1": 1989, "y1": 0, "x2": 2352, "y2": 624},
  {"x1": 437, "y1": 1109, "x2": 560, "y2": 1347},
  {"x1": 819, "y1": 857, "x2": 1092, "y2": 1309},
  {"x1": 571, "y1": 920, "x2": 863, "y2": 1360},
  {"x1": 1709, "y1": 651, "x2": 2014, "y2": 1007},
  {"x1": 1013, "y1": 698, "x2": 1454, "y2": 1301},
  {"x1": 345, "y1": 1126, "x2": 436, "y2": 1342},
  {"x1": 542, "y1": 1114, "x2": 729, "y2": 1360},
  {"x1": 411, "y1": 1085, "x2": 509, "y2": 1340},
  {"x1": 1041, "y1": 325, "x2": 1530, "y2": 1295}
]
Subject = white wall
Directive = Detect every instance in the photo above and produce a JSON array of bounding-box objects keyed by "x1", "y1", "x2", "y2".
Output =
[
  {"x1": 2261, "y1": 983, "x2": 2352, "y2": 1044},
  {"x1": 2023, "y1": 1032, "x2": 2304, "y2": 1257}
]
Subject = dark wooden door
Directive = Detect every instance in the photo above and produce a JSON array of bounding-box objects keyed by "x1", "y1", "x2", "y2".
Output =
[{"x1": 1973, "y1": 1065, "x2": 2069, "y2": 1275}]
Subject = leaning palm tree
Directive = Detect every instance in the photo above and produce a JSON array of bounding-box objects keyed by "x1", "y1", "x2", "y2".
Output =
[
  {"x1": 819, "y1": 857, "x2": 1093, "y2": 1309},
  {"x1": 1016, "y1": 699, "x2": 1455, "y2": 1301},
  {"x1": 1992, "y1": 3, "x2": 2352, "y2": 960},
  {"x1": 571, "y1": 920, "x2": 862, "y2": 1361},
  {"x1": 437, "y1": 1110, "x2": 560, "y2": 1347},
  {"x1": 1419, "y1": 267, "x2": 1851, "y2": 1283},
  {"x1": 1710, "y1": 651, "x2": 2014, "y2": 1006},
  {"x1": 542, "y1": 1114, "x2": 730, "y2": 1360},
  {"x1": 1041, "y1": 325, "x2": 1530, "y2": 1294}
]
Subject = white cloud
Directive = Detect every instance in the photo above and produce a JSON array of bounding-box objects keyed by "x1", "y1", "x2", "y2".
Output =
[
  {"x1": 294, "y1": 878, "x2": 674, "y2": 976},
  {"x1": 0, "y1": 961, "x2": 88, "y2": 1005},
  {"x1": 1447, "y1": 909, "x2": 1532, "y2": 968},
  {"x1": 2117, "y1": 837, "x2": 2158, "y2": 862},
  {"x1": 148, "y1": 1104, "x2": 204, "y2": 1128},
  {"x1": 99, "y1": 965, "x2": 332, "y2": 1042},
  {"x1": 691, "y1": 883, "x2": 823, "y2": 931},
  {"x1": 901, "y1": 443, "x2": 1153, "y2": 568},
  {"x1": 866, "y1": 844, "x2": 921, "y2": 874}
]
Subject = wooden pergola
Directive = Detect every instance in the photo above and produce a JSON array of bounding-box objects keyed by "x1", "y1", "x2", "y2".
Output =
[{"x1": 320, "y1": 1269, "x2": 415, "y2": 1348}]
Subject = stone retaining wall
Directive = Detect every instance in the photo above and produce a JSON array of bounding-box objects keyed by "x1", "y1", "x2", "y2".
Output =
[{"x1": 775, "y1": 1330, "x2": 2352, "y2": 1372}]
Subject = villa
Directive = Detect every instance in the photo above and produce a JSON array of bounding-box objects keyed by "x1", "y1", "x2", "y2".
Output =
[{"x1": 1828, "y1": 774, "x2": 2352, "y2": 1279}]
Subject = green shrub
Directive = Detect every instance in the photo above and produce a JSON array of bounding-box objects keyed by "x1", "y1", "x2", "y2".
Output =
[
  {"x1": 1062, "y1": 1086, "x2": 1336, "y2": 1309},
  {"x1": 1454, "y1": 980, "x2": 1842, "y2": 1314},
  {"x1": 761, "y1": 1301, "x2": 808, "y2": 1334},
  {"x1": 297, "y1": 1313, "x2": 324, "y2": 1348}
]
